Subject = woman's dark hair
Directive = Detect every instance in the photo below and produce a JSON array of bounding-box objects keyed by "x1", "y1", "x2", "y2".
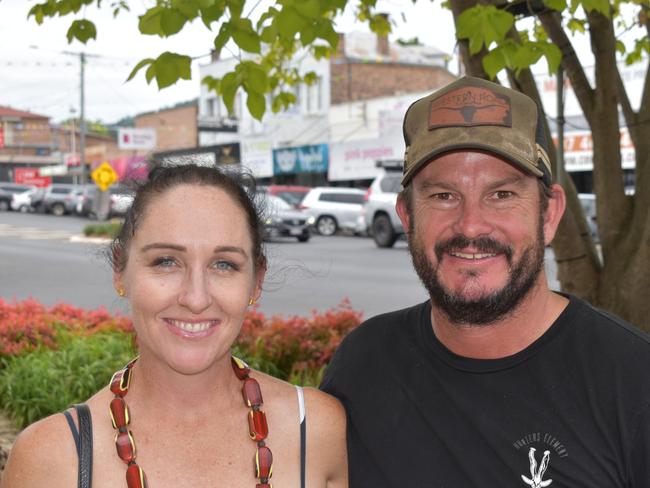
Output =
[{"x1": 109, "y1": 163, "x2": 266, "y2": 273}]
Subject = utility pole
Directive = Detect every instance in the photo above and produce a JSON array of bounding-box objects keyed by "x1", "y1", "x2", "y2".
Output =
[{"x1": 80, "y1": 52, "x2": 86, "y2": 185}]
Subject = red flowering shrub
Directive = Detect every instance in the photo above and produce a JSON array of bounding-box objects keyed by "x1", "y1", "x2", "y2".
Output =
[
  {"x1": 0, "y1": 298, "x2": 133, "y2": 358},
  {"x1": 0, "y1": 298, "x2": 362, "y2": 385}
]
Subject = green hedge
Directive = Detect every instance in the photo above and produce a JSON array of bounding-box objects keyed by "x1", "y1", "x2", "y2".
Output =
[{"x1": 0, "y1": 330, "x2": 136, "y2": 428}]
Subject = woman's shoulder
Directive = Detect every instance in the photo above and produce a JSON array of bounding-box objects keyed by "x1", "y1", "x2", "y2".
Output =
[{"x1": 1, "y1": 411, "x2": 78, "y2": 487}]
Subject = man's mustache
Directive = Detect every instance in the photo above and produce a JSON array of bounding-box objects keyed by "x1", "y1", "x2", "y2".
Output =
[{"x1": 435, "y1": 235, "x2": 514, "y2": 263}]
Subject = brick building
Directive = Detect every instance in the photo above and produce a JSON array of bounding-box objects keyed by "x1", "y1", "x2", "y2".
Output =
[
  {"x1": 135, "y1": 100, "x2": 198, "y2": 152},
  {"x1": 330, "y1": 32, "x2": 455, "y2": 104}
]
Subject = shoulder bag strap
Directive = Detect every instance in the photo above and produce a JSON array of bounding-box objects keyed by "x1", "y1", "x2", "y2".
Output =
[{"x1": 73, "y1": 403, "x2": 93, "y2": 488}]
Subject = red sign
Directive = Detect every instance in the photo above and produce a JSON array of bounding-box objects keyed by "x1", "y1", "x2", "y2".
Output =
[{"x1": 14, "y1": 168, "x2": 51, "y2": 187}]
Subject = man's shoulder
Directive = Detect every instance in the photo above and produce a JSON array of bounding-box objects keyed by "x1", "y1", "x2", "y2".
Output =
[
  {"x1": 566, "y1": 294, "x2": 650, "y2": 355},
  {"x1": 340, "y1": 300, "x2": 430, "y2": 350}
]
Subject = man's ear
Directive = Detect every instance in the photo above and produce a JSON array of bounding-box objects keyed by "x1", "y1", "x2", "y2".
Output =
[
  {"x1": 113, "y1": 273, "x2": 124, "y2": 295},
  {"x1": 396, "y1": 193, "x2": 412, "y2": 234},
  {"x1": 543, "y1": 183, "x2": 566, "y2": 245}
]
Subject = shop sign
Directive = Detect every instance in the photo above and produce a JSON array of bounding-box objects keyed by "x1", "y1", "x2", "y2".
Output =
[
  {"x1": 14, "y1": 168, "x2": 51, "y2": 187},
  {"x1": 329, "y1": 137, "x2": 403, "y2": 181},
  {"x1": 118, "y1": 128, "x2": 156, "y2": 150},
  {"x1": 272, "y1": 144, "x2": 328, "y2": 175}
]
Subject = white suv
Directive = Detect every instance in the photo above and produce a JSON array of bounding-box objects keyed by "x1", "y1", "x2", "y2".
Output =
[
  {"x1": 300, "y1": 187, "x2": 367, "y2": 236},
  {"x1": 363, "y1": 169, "x2": 404, "y2": 247}
]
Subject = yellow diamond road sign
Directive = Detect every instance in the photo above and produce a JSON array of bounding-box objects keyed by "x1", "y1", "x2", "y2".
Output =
[{"x1": 91, "y1": 162, "x2": 118, "y2": 191}]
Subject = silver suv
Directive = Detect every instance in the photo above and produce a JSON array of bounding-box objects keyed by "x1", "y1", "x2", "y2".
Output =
[{"x1": 363, "y1": 169, "x2": 404, "y2": 247}]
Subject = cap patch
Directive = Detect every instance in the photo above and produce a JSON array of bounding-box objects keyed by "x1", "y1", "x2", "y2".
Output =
[{"x1": 428, "y1": 86, "x2": 512, "y2": 129}]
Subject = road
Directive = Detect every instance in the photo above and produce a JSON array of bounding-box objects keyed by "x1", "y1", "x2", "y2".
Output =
[{"x1": 0, "y1": 212, "x2": 559, "y2": 320}]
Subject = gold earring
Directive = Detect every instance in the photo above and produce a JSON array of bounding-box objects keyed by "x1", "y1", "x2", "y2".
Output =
[
  {"x1": 248, "y1": 298, "x2": 255, "y2": 306},
  {"x1": 117, "y1": 288, "x2": 125, "y2": 297}
]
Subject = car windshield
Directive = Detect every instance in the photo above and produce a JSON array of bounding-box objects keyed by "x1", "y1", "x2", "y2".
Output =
[{"x1": 265, "y1": 194, "x2": 292, "y2": 212}]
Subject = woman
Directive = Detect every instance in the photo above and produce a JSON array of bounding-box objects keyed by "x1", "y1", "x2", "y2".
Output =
[{"x1": 2, "y1": 164, "x2": 348, "y2": 488}]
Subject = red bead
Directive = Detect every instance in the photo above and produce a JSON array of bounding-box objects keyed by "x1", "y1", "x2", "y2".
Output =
[
  {"x1": 110, "y1": 367, "x2": 132, "y2": 397},
  {"x1": 242, "y1": 378, "x2": 263, "y2": 408},
  {"x1": 255, "y1": 446, "x2": 273, "y2": 479},
  {"x1": 110, "y1": 397, "x2": 130, "y2": 430},
  {"x1": 248, "y1": 410, "x2": 268, "y2": 441},
  {"x1": 231, "y1": 356, "x2": 250, "y2": 380},
  {"x1": 115, "y1": 430, "x2": 136, "y2": 463},
  {"x1": 126, "y1": 463, "x2": 148, "y2": 488}
]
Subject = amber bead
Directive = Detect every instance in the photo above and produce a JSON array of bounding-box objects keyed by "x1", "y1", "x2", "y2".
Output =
[
  {"x1": 115, "y1": 430, "x2": 136, "y2": 463},
  {"x1": 110, "y1": 367, "x2": 132, "y2": 397},
  {"x1": 255, "y1": 446, "x2": 273, "y2": 479},
  {"x1": 242, "y1": 378, "x2": 263, "y2": 408},
  {"x1": 110, "y1": 397, "x2": 130, "y2": 430},
  {"x1": 231, "y1": 356, "x2": 250, "y2": 380},
  {"x1": 126, "y1": 463, "x2": 148, "y2": 488},
  {"x1": 256, "y1": 485, "x2": 272, "y2": 488},
  {"x1": 248, "y1": 410, "x2": 268, "y2": 441}
]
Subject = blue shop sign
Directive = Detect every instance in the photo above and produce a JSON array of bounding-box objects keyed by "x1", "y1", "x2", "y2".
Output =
[{"x1": 273, "y1": 144, "x2": 328, "y2": 175}]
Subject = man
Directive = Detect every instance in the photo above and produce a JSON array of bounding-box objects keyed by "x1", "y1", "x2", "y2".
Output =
[{"x1": 321, "y1": 76, "x2": 650, "y2": 487}]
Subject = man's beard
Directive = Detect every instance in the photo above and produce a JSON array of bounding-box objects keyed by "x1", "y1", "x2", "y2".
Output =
[{"x1": 408, "y1": 219, "x2": 546, "y2": 326}]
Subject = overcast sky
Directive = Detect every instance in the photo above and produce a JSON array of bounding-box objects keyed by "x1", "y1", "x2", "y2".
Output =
[{"x1": 0, "y1": 0, "x2": 461, "y2": 124}]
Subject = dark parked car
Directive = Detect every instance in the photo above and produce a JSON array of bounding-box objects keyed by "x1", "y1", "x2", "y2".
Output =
[{"x1": 260, "y1": 194, "x2": 313, "y2": 242}]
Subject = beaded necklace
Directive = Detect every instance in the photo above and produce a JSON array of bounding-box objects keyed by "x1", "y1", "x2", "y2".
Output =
[{"x1": 108, "y1": 357, "x2": 273, "y2": 488}]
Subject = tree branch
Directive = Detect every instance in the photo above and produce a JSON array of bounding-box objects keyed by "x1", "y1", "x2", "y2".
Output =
[{"x1": 538, "y1": 10, "x2": 596, "y2": 123}]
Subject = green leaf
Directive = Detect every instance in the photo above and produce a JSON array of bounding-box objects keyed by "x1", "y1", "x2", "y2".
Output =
[
  {"x1": 160, "y1": 9, "x2": 187, "y2": 36},
  {"x1": 260, "y1": 25, "x2": 278, "y2": 43},
  {"x1": 200, "y1": 2, "x2": 226, "y2": 28},
  {"x1": 220, "y1": 72, "x2": 240, "y2": 114},
  {"x1": 231, "y1": 18, "x2": 261, "y2": 53},
  {"x1": 139, "y1": 6, "x2": 164, "y2": 35},
  {"x1": 276, "y1": 6, "x2": 306, "y2": 39},
  {"x1": 172, "y1": 0, "x2": 199, "y2": 19},
  {"x1": 543, "y1": 0, "x2": 567, "y2": 10},
  {"x1": 615, "y1": 40, "x2": 626, "y2": 55},
  {"x1": 542, "y1": 42, "x2": 562, "y2": 73},
  {"x1": 242, "y1": 62, "x2": 269, "y2": 92},
  {"x1": 145, "y1": 64, "x2": 156, "y2": 84},
  {"x1": 66, "y1": 19, "x2": 97, "y2": 44},
  {"x1": 28, "y1": 5, "x2": 45, "y2": 24},
  {"x1": 246, "y1": 90, "x2": 266, "y2": 120},
  {"x1": 300, "y1": 27, "x2": 317, "y2": 45},
  {"x1": 295, "y1": 0, "x2": 321, "y2": 19},
  {"x1": 315, "y1": 20, "x2": 339, "y2": 48},
  {"x1": 482, "y1": 48, "x2": 506, "y2": 79},
  {"x1": 457, "y1": 6, "x2": 513, "y2": 54},
  {"x1": 126, "y1": 58, "x2": 155, "y2": 82},
  {"x1": 567, "y1": 18, "x2": 586, "y2": 33},
  {"x1": 312, "y1": 45, "x2": 333, "y2": 59},
  {"x1": 214, "y1": 22, "x2": 232, "y2": 51}
]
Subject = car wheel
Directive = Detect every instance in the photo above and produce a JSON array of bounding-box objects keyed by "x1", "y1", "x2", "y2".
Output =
[
  {"x1": 316, "y1": 216, "x2": 337, "y2": 236},
  {"x1": 19, "y1": 205, "x2": 30, "y2": 213},
  {"x1": 372, "y1": 214, "x2": 398, "y2": 248},
  {"x1": 51, "y1": 203, "x2": 66, "y2": 216},
  {"x1": 297, "y1": 235, "x2": 310, "y2": 242},
  {"x1": 0, "y1": 200, "x2": 9, "y2": 211}
]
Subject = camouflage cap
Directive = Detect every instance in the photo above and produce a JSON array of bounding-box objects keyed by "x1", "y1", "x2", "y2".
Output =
[{"x1": 401, "y1": 76, "x2": 552, "y2": 187}]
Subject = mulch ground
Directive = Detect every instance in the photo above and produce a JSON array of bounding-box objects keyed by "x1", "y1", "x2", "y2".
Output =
[{"x1": 0, "y1": 413, "x2": 19, "y2": 475}]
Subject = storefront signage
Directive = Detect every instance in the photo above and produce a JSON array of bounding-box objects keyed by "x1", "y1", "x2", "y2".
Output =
[
  {"x1": 329, "y1": 137, "x2": 403, "y2": 181},
  {"x1": 555, "y1": 128, "x2": 636, "y2": 172},
  {"x1": 272, "y1": 144, "x2": 328, "y2": 175},
  {"x1": 118, "y1": 128, "x2": 157, "y2": 150},
  {"x1": 14, "y1": 168, "x2": 51, "y2": 187}
]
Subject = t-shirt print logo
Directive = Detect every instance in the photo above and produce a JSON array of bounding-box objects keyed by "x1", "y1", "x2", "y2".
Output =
[
  {"x1": 428, "y1": 86, "x2": 512, "y2": 129},
  {"x1": 521, "y1": 447, "x2": 553, "y2": 487}
]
